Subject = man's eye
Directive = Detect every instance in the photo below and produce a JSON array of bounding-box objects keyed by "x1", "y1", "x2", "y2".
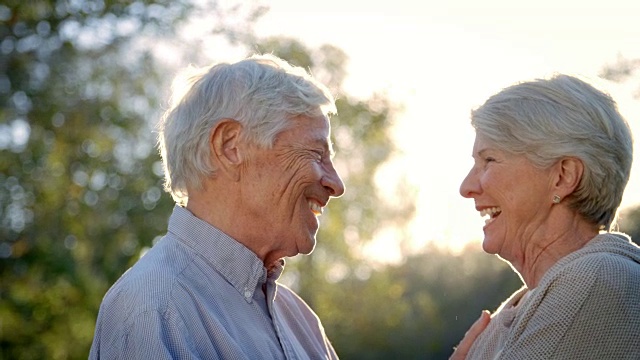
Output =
[{"x1": 312, "y1": 150, "x2": 324, "y2": 162}]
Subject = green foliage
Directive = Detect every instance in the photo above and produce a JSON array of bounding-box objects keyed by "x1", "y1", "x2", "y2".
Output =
[
  {"x1": 254, "y1": 37, "x2": 415, "y2": 307},
  {"x1": 317, "y1": 246, "x2": 522, "y2": 360},
  {"x1": 600, "y1": 54, "x2": 640, "y2": 246},
  {"x1": 599, "y1": 55, "x2": 640, "y2": 83},
  {"x1": 252, "y1": 37, "x2": 523, "y2": 360},
  {"x1": 619, "y1": 206, "x2": 640, "y2": 246},
  {"x1": 252, "y1": 40, "x2": 510, "y2": 359},
  {"x1": 0, "y1": 1, "x2": 258, "y2": 358},
  {"x1": 1, "y1": 2, "x2": 527, "y2": 359}
]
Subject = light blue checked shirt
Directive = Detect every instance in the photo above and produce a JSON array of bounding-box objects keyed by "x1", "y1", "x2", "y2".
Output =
[{"x1": 89, "y1": 205, "x2": 338, "y2": 359}]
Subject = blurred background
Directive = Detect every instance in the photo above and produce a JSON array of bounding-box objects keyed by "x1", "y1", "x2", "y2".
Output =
[{"x1": 1, "y1": 0, "x2": 640, "y2": 359}]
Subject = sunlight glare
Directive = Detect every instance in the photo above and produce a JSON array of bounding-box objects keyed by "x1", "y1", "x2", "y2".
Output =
[{"x1": 255, "y1": 0, "x2": 640, "y2": 259}]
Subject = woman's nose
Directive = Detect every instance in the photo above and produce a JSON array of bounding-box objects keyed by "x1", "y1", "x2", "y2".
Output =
[{"x1": 459, "y1": 167, "x2": 480, "y2": 199}]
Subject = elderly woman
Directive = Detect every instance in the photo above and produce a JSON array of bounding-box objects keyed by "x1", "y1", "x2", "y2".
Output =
[{"x1": 453, "y1": 74, "x2": 640, "y2": 359}]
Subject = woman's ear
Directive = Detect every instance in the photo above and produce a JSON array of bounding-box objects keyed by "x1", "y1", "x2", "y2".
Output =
[
  {"x1": 554, "y1": 157, "x2": 584, "y2": 197},
  {"x1": 210, "y1": 119, "x2": 243, "y2": 181}
]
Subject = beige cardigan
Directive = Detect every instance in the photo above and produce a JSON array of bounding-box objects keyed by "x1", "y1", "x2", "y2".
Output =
[{"x1": 467, "y1": 232, "x2": 640, "y2": 360}]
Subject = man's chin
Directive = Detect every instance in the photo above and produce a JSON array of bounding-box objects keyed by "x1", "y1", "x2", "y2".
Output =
[{"x1": 298, "y1": 238, "x2": 317, "y2": 255}]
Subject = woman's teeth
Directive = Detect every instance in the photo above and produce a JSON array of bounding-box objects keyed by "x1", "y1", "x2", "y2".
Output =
[{"x1": 480, "y1": 207, "x2": 501, "y2": 225}]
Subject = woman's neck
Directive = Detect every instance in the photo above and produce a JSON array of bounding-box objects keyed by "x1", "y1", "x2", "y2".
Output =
[{"x1": 516, "y1": 218, "x2": 598, "y2": 288}]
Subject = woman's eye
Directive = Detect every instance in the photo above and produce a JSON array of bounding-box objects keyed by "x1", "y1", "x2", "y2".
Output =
[{"x1": 485, "y1": 157, "x2": 495, "y2": 163}]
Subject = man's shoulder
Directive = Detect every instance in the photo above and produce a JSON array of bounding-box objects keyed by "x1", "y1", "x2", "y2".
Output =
[
  {"x1": 274, "y1": 282, "x2": 321, "y2": 322},
  {"x1": 100, "y1": 239, "x2": 194, "y2": 314},
  {"x1": 91, "y1": 240, "x2": 202, "y2": 359},
  {"x1": 274, "y1": 282, "x2": 305, "y2": 303}
]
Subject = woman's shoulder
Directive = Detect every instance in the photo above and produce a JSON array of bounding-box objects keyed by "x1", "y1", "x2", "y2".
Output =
[
  {"x1": 570, "y1": 232, "x2": 639, "y2": 271},
  {"x1": 544, "y1": 235, "x2": 640, "y2": 293}
]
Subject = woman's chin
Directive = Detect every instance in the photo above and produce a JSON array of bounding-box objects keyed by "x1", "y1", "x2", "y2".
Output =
[{"x1": 481, "y1": 237, "x2": 501, "y2": 255}]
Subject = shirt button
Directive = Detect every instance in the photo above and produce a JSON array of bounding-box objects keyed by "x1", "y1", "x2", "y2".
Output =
[{"x1": 244, "y1": 289, "x2": 252, "y2": 298}]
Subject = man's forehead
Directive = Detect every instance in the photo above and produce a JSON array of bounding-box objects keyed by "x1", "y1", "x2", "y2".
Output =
[{"x1": 273, "y1": 115, "x2": 330, "y2": 144}]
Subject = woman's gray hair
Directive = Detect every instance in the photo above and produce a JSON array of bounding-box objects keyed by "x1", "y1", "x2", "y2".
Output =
[
  {"x1": 157, "y1": 54, "x2": 337, "y2": 205},
  {"x1": 471, "y1": 74, "x2": 633, "y2": 230}
]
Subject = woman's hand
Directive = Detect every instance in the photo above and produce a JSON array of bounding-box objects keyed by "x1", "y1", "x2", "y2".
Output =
[{"x1": 450, "y1": 310, "x2": 491, "y2": 360}]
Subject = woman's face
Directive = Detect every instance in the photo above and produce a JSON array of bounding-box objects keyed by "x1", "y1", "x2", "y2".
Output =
[{"x1": 459, "y1": 133, "x2": 556, "y2": 261}]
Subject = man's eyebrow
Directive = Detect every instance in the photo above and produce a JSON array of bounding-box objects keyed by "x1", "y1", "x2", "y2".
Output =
[{"x1": 310, "y1": 136, "x2": 334, "y2": 154}]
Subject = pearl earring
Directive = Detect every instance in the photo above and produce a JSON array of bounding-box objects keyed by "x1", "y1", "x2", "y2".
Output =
[{"x1": 553, "y1": 195, "x2": 561, "y2": 204}]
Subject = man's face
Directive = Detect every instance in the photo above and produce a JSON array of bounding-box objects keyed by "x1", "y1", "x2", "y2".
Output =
[{"x1": 239, "y1": 115, "x2": 345, "y2": 265}]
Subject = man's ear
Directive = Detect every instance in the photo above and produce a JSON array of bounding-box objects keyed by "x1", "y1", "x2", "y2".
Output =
[
  {"x1": 210, "y1": 119, "x2": 243, "y2": 181},
  {"x1": 553, "y1": 157, "x2": 584, "y2": 198}
]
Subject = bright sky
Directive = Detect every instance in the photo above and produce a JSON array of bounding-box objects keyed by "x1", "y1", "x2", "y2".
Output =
[{"x1": 254, "y1": 0, "x2": 640, "y2": 262}]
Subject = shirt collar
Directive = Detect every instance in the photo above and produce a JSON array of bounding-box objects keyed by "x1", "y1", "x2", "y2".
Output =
[
  {"x1": 167, "y1": 205, "x2": 280, "y2": 302},
  {"x1": 267, "y1": 258, "x2": 285, "y2": 281}
]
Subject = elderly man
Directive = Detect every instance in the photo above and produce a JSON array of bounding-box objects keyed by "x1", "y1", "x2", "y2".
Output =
[{"x1": 90, "y1": 54, "x2": 345, "y2": 359}]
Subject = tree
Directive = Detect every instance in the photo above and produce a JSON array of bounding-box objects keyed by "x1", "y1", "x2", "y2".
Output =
[
  {"x1": 251, "y1": 37, "x2": 416, "y2": 307},
  {"x1": 308, "y1": 245, "x2": 521, "y2": 360},
  {"x1": 4, "y1": 1, "x2": 517, "y2": 358},
  {"x1": 600, "y1": 55, "x2": 640, "y2": 246},
  {"x1": 619, "y1": 206, "x2": 640, "y2": 246},
  {"x1": 0, "y1": 1, "x2": 263, "y2": 358},
  {"x1": 0, "y1": 1, "x2": 413, "y2": 356}
]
